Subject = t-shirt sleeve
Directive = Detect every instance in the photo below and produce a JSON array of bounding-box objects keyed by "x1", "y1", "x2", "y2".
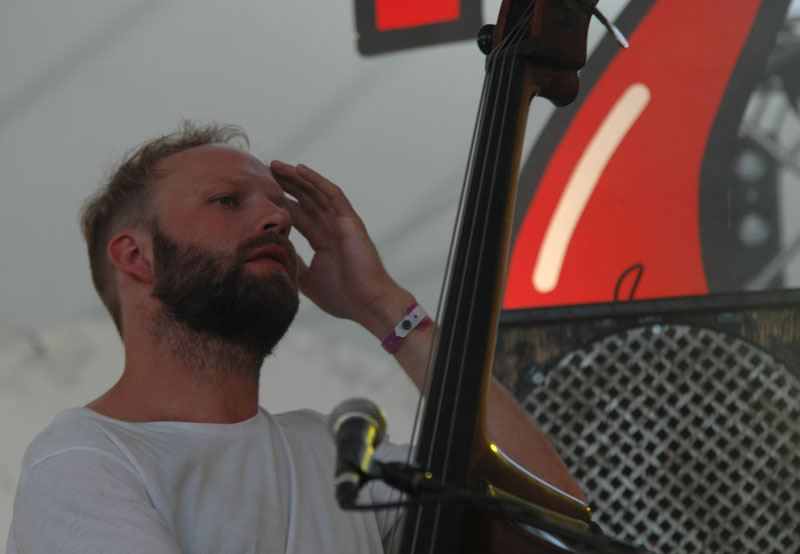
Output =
[{"x1": 8, "y1": 450, "x2": 182, "y2": 554}]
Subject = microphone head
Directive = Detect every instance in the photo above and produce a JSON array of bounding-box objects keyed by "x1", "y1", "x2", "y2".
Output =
[{"x1": 327, "y1": 397, "x2": 387, "y2": 446}]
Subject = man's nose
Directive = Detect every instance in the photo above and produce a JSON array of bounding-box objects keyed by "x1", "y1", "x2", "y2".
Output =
[{"x1": 257, "y1": 200, "x2": 292, "y2": 236}]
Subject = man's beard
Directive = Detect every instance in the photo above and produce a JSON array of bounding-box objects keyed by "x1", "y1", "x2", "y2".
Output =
[{"x1": 151, "y1": 224, "x2": 300, "y2": 366}]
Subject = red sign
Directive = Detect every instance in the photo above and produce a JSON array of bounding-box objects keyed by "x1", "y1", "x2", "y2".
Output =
[
  {"x1": 355, "y1": 0, "x2": 481, "y2": 55},
  {"x1": 374, "y1": 0, "x2": 462, "y2": 31}
]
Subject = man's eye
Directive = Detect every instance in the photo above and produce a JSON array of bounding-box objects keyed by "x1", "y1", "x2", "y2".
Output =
[{"x1": 212, "y1": 195, "x2": 237, "y2": 207}]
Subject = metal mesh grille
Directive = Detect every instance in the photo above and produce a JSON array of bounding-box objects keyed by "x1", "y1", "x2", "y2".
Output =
[{"x1": 523, "y1": 324, "x2": 800, "y2": 553}]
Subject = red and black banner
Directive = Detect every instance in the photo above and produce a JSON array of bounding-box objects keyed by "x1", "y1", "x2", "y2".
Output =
[
  {"x1": 503, "y1": 0, "x2": 793, "y2": 310},
  {"x1": 354, "y1": 0, "x2": 482, "y2": 55}
]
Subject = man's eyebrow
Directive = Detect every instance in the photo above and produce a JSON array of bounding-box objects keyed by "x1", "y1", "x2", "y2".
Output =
[{"x1": 206, "y1": 177, "x2": 245, "y2": 187}]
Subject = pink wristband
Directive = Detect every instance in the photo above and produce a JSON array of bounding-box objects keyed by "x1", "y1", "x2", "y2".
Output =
[{"x1": 381, "y1": 302, "x2": 433, "y2": 353}]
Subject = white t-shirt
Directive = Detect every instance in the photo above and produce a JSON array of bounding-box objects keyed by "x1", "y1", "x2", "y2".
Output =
[{"x1": 7, "y1": 407, "x2": 408, "y2": 554}]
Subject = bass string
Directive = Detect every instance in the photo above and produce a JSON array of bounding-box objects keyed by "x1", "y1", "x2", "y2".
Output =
[
  {"x1": 394, "y1": 5, "x2": 537, "y2": 553},
  {"x1": 427, "y1": 3, "x2": 535, "y2": 480},
  {"x1": 382, "y1": 61, "x2": 497, "y2": 554},
  {"x1": 383, "y1": 64, "x2": 495, "y2": 552},
  {"x1": 431, "y1": 13, "x2": 532, "y2": 480}
]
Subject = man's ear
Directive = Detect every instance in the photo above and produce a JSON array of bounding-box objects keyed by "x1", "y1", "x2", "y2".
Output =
[{"x1": 108, "y1": 229, "x2": 155, "y2": 284}]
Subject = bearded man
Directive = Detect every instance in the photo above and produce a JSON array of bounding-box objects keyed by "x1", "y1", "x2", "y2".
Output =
[{"x1": 6, "y1": 121, "x2": 583, "y2": 553}]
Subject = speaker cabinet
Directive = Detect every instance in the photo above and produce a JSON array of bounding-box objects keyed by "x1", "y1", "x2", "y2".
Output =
[{"x1": 495, "y1": 291, "x2": 800, "y2": 553}]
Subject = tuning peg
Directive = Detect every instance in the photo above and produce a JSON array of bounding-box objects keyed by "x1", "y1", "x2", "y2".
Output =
[
  {"x1": 591, "y1": 6, "x2": 629, "y2": 49},
  {"x1": 477, "y1": 24, "x2": 495, "y2": 55}
]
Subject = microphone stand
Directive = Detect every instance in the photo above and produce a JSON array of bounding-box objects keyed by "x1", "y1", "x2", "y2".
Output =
[{"x1": 350, "y1": 459, "x2": 652, "y2": 554}]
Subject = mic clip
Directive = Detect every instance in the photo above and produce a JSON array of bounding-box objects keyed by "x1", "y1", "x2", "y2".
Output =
[{"x1": 376, "y1": 461, "x2": 440, "y2": 497}]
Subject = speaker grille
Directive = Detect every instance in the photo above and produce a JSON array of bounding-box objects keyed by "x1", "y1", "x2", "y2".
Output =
[{"x1": 523, "y1": 324, "x2": 800, "y2": 553}]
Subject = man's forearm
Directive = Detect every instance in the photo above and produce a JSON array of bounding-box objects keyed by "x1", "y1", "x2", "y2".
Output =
[{"x1": 367, "y1": 292, "x2": 585, "y2": 501}]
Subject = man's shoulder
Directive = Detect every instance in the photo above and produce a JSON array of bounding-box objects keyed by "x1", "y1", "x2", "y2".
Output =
[
  {"x1": 270, "y1": 407, "x2": 331, "y2": 443},
  {"x1": 272, "y1": 407, "x2": 327, "y2": 427},
  {"x1": 21, "y1": 407, "x2": 126, "y2": 469}
]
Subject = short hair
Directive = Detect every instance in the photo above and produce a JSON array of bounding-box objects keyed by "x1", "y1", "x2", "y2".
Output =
[{"x1": 80, "y1": 120, "x2": 250, "y2": 336}]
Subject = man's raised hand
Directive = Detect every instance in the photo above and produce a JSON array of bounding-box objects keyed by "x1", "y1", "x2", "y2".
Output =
[{"x1": 270, "y1": 160, "x2": 412, "y2": 337}]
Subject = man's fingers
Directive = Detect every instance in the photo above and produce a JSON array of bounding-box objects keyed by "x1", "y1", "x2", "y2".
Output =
[
  {"x1": 295, "y1": 164, "x2": 338, "y2": 196},
  {"x1": 274, "y1": 161, "x2": 357, "y2": 215},
  {"x1": 270, "y1": 160, "x2": 329, "y2": 207},
  {"x1": 297, "y1": 164, "x2": 359, "y2": 215},
  {"x1": 285, "y1": 196, "x2": 329, "y2": 251}
]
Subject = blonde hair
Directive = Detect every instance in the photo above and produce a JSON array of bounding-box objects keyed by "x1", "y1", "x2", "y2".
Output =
[{"x1": 80, "y1": 120, "x2": 249, "y2": 335}]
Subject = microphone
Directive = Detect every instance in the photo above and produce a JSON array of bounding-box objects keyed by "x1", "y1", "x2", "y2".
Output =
[{"x1": 327, "y1": 398, "x2": 387, "y2": 508}]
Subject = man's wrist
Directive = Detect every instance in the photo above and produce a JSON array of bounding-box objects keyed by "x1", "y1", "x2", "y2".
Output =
[
  {"x1": 356, "y1": 287, "x2": 417, "y2": 339},
  {"x1": 380, "y1": 303, "x2": 433, "y2": 353}
]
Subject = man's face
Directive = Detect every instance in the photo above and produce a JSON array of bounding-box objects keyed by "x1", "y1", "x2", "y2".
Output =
[{"x1": 149, "y1": 144, "x2": 299, "y2": 357}]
